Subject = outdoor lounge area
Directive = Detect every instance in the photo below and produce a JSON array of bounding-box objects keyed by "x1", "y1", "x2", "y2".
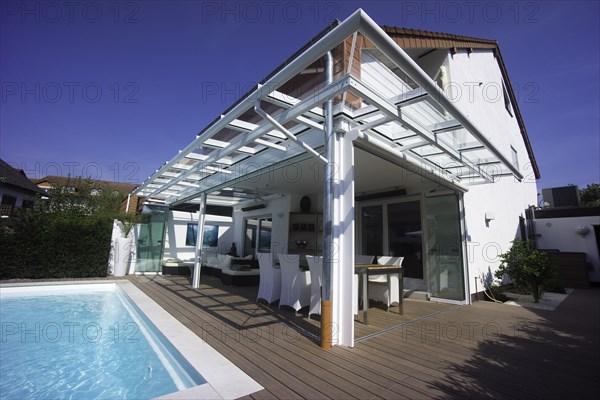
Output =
[
  {"x1": 129, "y1": 274, "x2": 599, "y2": 399},
  {"x1": 127, "y1": 9, "x2": 543, "y2": 348}
]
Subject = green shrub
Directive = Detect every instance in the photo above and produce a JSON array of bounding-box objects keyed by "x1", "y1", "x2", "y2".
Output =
[
  {"x1": 0, "y1": 177, "x2": 128, "y2": 280},
  {"x1": 495, "y1": 239, "x2": 556, "y2": 303}
]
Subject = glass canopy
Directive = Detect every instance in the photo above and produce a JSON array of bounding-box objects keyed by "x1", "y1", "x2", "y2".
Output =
[{"x1": 132, "y1": 10, "x2": 521, "y2": 206}]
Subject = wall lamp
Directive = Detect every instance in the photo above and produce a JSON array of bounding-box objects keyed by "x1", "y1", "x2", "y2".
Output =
[
  {"x1": 576, "y1": 225, "x2": 590, "y2": 237},
  {"x1": 485, "y1": 212, "x2": 495, "y2": 226}
]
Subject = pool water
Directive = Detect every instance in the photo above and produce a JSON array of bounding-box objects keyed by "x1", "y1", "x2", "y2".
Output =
[{"x1": 0, "y1": 285, "x2": 205, "y2": 400}]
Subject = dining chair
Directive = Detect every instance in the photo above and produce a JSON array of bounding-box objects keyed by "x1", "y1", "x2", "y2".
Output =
[
  {"x1": 278, "y1": 254, "x2": 311, "y2": 313},
  {"x1": 305, "y1": 255, "x2": 323, "y2": 319},
  {"x1": 368, "y1": 256, "x2": 404, "y2": 310},
  {"x1": 355, "y1": 255, "x2": 375, "y2": 264},
  {"x1": 256, "y1": 252, "x2": 281, "y2": 305}
]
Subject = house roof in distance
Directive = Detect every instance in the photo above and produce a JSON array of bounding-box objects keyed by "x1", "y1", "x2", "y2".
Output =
[
  {"x1": 32, "y1": 176, "x2": 138, "y2": 194},
  {"x1": 0, "y1": 159, "x2": 46, "y2": 195}
]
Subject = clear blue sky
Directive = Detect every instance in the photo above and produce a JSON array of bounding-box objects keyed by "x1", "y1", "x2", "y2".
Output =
[{"x1": 1, "y1": 0, "x2": 598, "y2": 193}]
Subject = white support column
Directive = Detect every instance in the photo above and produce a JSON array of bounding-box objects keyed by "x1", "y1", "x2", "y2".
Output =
[
  {"x1": 331, "y1": 128, "x2": 359, "y2": 347},
  {"x1": 192, "y1": 193, "x2": 207, "y2": 288}
]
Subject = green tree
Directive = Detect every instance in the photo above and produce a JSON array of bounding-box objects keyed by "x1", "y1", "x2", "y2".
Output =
[
  {"x1": 580, "y1": 183, "x2": 600, "y2": 207},
  {"x1": 495, "y1": 239, "x2": 556, "y2": 303}
]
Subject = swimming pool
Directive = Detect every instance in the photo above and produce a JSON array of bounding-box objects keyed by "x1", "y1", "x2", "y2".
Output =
[{"x1": 0, "y1": 281, "x2": 262, "y2": 399}]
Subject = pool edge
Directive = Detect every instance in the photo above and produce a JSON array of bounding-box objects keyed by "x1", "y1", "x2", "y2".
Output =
[{"x1": 0, "y1": 280, "x2": 264, "y2": 400}]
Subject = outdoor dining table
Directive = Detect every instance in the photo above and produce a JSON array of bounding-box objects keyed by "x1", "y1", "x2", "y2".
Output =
[{"x1": 355, "y1": 264, "x2": 404, "y2": 325}]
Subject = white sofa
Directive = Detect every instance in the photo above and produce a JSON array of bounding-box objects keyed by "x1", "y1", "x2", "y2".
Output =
[{"x1": 203, "y1": 254, "x2": 234, "y2": 275}]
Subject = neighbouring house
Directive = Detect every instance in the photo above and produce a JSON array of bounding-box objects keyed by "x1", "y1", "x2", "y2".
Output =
[
  {"x1": 532, "y1": 186, "x2": 600, "y2": 286},
  {"x1": 126, "y1": 10, "x2": 541, "y2": 347},
  {"x1": 0, "y1": 159, "x2": 46, "y2": 216},
  {"x1": 32, "y1": 176, "x2": 138, "y2": 197}
]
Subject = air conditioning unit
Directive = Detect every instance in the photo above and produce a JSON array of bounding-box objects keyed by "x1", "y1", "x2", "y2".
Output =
[
  {"x1": 542, "y1": 186, "x2": 580, "y2": 208},
  {"x1": 240, "y1": 202, "x2": 267, "y2": 212}
]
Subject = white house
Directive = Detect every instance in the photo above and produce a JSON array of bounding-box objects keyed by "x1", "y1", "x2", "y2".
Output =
[{"x1": 128, "y1": 10, "x2": 539, "y2": 347}]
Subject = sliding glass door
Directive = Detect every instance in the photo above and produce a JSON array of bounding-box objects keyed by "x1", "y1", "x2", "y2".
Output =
[
  {"x1": 423, "y1": 194, "x2": 465, "y2": 301},
  {"x1": 359, "y1": 200, "x2": 423, "y2": 279},
  {"x1": 135, "y1": 205, "x2": 167, "y2": 273},
  {"x1": 359, "y1": 194, "x2": 466, "y2": 301}
]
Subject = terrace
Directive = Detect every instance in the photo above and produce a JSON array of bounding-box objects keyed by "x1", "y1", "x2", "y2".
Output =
[{"x1": 130, "y1": 274, "x2": 599, "y2": 399}]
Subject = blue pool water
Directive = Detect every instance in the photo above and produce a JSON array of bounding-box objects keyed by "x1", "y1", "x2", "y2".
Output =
[{"x1": 0, "y1": 284, "x2": 205, "y2": 400}]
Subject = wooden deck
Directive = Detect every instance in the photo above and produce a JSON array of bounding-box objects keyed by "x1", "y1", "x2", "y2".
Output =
[{"x1": 130, "y1": 275, "x2": 600, "y2": 399}]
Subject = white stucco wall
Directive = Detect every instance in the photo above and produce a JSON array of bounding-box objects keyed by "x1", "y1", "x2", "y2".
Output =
[
  {"x1": 162, "y1": 210, "x2": 233, "y2": 261},
  {"x1": 447, "y1": 49, "x2": 536, "y2": 182},
  {"x1": 534, "y1": 216, "x2": 600, "y2": 283},
  {"x1": 0, "y1": 186, "x2": 31, "y2": 208},
  {"x1": 462, "y1": 177, "x2": 537, "y2": 291},
  {"x1": 446, "y1": 49, "x2": 539, "y2": 293}
]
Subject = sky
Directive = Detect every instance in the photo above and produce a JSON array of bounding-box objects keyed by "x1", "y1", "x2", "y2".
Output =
[{"x1": 1, "y1": 0, "x2": 599, "y2": 194}]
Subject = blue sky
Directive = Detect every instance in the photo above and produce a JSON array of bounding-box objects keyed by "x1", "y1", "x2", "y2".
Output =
[{"x1": 1, "y1": 0, "x2": 598, "y2": 193}]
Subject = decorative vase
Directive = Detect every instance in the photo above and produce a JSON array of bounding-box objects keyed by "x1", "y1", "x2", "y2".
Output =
[{"x1": 300, "y1": 195, "x2": 311, "y2": 212}]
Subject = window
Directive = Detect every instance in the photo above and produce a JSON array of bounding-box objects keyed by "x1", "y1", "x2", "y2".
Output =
[
  {"x1": 186, "y1": 223, "x2": 218, "y2": 247},
  {"x1": 244, "y1": 216, "x2": 272, "y2": 256},
  {"x1": 1, "y1": 195, "x2": 17, "y2": 207},
  {"x1": 511, "y1": 146, "x2": 519, "y2": 171}
]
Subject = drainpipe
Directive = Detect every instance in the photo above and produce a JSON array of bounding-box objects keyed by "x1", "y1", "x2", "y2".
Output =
[
  {"x1": 321, "y1": 51, "x2": 334, "y2": 349},
  {"x1": 125, "y1": 194, "x2": 131, "y2": 214}
]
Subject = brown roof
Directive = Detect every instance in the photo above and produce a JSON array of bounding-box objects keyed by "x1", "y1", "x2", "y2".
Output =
[
  {"x1": 380, "y1": 26, "x2": 540, "y2": 179},
  {"x1": 381, "y1": 26, "x2": 498, "y2": 49},
  {"x1": 32, "y1": 176, "x2": 138, "y2": 194},
  {"x1": 0, "y1": 159, "x2": 47, "y2": 195}
]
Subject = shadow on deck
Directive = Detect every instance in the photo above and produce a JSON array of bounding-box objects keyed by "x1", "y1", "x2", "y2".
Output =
[{"x1": 130, "y1": 275, "x2": 600, "y2": 399}]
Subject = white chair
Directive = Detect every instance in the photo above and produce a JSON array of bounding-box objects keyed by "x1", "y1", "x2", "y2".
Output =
[
  {"x1": 305, "y1": 255, "x2": 323, "y2": 319},
  {"x1": 368, "y1": 256, "x2": 403, "y2": 310},
  {"x1": 355, "y1": 255, "x2": 375, "y2": 264},
  {"x1": 278, "y1": 254, "x2": 311, "y2": 313},
  {"x1": 256, "y1": 252, "x2": 281, "y2": 305}
]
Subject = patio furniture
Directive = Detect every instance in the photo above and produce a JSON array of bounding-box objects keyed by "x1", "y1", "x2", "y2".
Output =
[
  {"x1": 368, "y1": 256, "x2": 404, "y2": 311},
  {"x1": 305, "y1": 255, "x2": 323, "y2": 319},
  {"x1": 355, "y1": 255, "x2": 375, "y2": 264},
  {"x1": 355, "y1": 262, "x2": 404, "y2": 325},
  {"x1": 278, "y1": 254, "x2": 311, "y2": 313},
  {"x1": 256, "y1": 252, "x2": 281, "y2": 305},
  {"x1": 220, "y1": 268, "x2": 260, "y2": 286}
]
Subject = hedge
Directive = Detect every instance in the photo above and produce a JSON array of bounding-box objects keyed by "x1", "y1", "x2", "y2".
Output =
[{"x1": 0, "y1": 209, "x2": 115, "y2": 280}]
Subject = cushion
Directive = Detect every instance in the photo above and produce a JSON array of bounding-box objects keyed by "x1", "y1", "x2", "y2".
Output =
[
  {"x1": 243, "y1": 254, "x2": 254, "y2": 260},
  {"x1": 217, "y1": 254, "x2": 233, "y2": 268},
  {"x1": 230, "y1": 264, "x2": 251, "y2": 271},
  {"x1": 206, "y1": 255, "x2": 219, "y2": 266}
]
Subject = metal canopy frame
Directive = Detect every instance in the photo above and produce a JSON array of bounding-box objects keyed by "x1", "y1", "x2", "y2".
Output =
[{"x1": 132, "y1": 9, "x2": 521, "y2": 207}]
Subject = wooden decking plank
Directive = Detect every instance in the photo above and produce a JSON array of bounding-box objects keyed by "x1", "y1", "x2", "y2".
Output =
[
  {"x1": 130, "y1": 278, "x2": 315, "y2": 399},
  {"x1": 359, "y1": 314, "x2": 575, "y2": 400},
  {"x1": 126, "y1": 276, "x2": 599, "y2": 400}
]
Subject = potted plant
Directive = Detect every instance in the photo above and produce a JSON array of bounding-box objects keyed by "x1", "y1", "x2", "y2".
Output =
[{"x1": 495, "y1": 239, "x2": 555, "y2": 303}]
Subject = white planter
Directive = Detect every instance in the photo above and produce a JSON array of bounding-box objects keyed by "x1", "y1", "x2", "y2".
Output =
[{"x1": 113, "y1": 236, "x2": 134, "y2": 276}]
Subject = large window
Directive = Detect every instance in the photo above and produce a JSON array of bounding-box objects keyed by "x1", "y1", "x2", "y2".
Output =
[
  {"x1": 244, "y1": 216, "x2": 272, "y2": 256},
  {"x1": 186, "y1": 223, "x2": 218, "y2": 247}
]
